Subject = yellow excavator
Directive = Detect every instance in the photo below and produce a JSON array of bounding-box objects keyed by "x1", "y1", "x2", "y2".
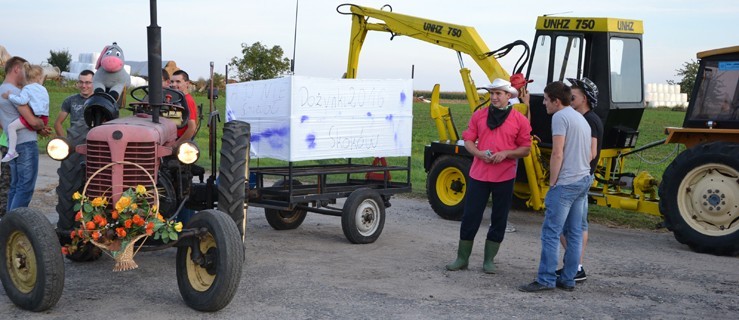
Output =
[{"x1": 338, "y1": 4, "x2": 738, "y2": 255}]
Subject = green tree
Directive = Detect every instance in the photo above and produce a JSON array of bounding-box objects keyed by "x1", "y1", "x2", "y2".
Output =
[
  {"x1": 667, "y1": 59, "x2": 699, "y2": 96},
  {"x1": 229, "y1": 42, "x2": 290, "y2": 81},
  {"x1": 210, "y1": 72, "x2": 226, "y2": 91},
  {"x1": 47, "y1": 49, "x2": 72, "y2": 72}
]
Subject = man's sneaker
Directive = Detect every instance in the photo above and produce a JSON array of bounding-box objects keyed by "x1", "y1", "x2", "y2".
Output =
[
  {"x1": 555, "y1": 280, "x2": 575, "y2": 291},
  {"x1": 575, "y1": 268, "x2": 587, "y2": 282},
  {"x1": 555, "y1": 267, "x2": 587, "y2": 283},
  {"x1": 518, "y1": 281, "x2": 554, "y2": 293}
]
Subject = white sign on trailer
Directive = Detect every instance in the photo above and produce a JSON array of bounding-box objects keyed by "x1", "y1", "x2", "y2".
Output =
[{"x1": 226, "y1": 76, "x2": 413, "y2": 161}]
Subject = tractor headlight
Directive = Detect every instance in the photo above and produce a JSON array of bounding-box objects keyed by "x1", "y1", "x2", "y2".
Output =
[
  {"x1": 47, "y1": 138, "x2": 71, "y2": 161},
  {"x1": 177, "y1": 142, "x2": 199, "y2": 164}
]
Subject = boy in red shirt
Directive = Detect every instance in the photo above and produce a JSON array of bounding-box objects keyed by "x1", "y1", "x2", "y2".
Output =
[{"x1": 170, "y1": 70, "x2": 198, "y2": 145}]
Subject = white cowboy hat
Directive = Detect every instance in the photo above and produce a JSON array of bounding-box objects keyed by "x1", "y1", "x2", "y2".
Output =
[{"x1": 483, "y1": 78, "x2": 518, "y2": 98}]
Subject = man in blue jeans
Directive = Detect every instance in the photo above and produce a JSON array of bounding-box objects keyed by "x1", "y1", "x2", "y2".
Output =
[
  {"x1": 0, "y1": 132, "x2": 9, "y2": 217},
  {"x1": 0, "y1": 56, "x2": 47, "y2": 211},
  {"x1": 556, "y1": 77, "x2": 604, "y2": 282},
  {"x1": 519, "y1": 81, "x2": 591, "y2": 292}
]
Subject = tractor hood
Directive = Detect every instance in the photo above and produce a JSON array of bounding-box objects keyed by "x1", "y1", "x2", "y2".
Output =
[{"x1": 76, "y1": 114, "x2": 178, "y2": 157}]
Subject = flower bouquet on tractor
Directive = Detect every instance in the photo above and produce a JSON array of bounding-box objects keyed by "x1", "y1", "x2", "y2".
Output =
[{"x1": 65, "y1": 185, "x2": 183, "y2": 271}]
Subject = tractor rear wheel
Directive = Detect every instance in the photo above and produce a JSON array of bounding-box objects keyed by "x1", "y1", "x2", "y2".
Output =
[
  {"x1": 426, "y1": 155, "x2": 471, "y2": 221},
  {"x1": 54, "y1": 124, "x2": 102, "y2": 262},
  {"x1": 659, "y1": 142, "x2": 739, "y2": 255},
  {"x1": 55, "y1": 124, "x2": 88, "y2": 232},
  {"x1": 218, "y1": 120, "x2": 249, "y2": 238}
]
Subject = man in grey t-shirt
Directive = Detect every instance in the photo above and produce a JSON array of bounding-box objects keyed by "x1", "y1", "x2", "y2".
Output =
[
  {"x1": 520, "y1": 81, "x2": 592, "y2": 293},
  {"x1": 0, "y1": 56, "x2": 46, "y2": 211},
  {"x1": 54, "y1": 69, "x2": 94, "y2": 137}
]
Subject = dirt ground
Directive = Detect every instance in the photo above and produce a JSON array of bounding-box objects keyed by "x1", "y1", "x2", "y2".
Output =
[{"x1": 1, "y1": 158, "x2": 738, "y2": 319}]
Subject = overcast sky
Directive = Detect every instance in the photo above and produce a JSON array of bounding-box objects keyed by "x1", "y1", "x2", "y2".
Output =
[{"x1": 3, "y1": 0, "x2": 738, "y2": 92}]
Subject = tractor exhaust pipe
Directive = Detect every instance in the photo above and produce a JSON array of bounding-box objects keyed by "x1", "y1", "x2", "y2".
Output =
[{"x1": 148, "y1": 0, "x2": 162, "y2": 123}]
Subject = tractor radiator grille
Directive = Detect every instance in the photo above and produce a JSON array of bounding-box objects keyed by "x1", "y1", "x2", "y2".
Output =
[{"x1": 85, "y1": 140, "x2": 158, "y2": 199}]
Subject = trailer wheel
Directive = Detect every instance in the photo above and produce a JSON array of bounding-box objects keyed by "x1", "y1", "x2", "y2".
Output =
[
  {"x1": 0, "y1": 208, "x2": 64, "y2": 311},
  {"x1": 218, "y1": 120, "x2": 249, "y2": 238},
  {"x1": 341, "y1": 188, "x2": 385, "y2": 244},
  {"x1": 176, "y1": 209, "x2": 243, "y2": 311},
  {"x1": 265, "y1": 180, "x2": 308, "y2": 230},
  {"x1": 426, "y1": 155, "x2": 471, "y2": 221},
  {"x1": 264, "y1": 208, "x2": 307, "y2": 230},
  {"x1": 659, "y1": 142, "x2": 739, "y2": 255}
]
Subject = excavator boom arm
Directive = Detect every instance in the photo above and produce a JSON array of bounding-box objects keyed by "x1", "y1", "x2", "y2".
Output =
[{"x1": 344, "y1": 5, "x2": 510, "y2": 82}]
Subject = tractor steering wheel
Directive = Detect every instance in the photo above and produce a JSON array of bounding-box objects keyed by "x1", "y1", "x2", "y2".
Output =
[{"x1": 128, "y1": 86, "x2": 190, "y2": 129}]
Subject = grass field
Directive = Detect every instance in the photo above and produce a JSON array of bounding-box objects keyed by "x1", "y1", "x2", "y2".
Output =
[{"x1": 39, "y1": 82, "x2": 684, "y2": 229}]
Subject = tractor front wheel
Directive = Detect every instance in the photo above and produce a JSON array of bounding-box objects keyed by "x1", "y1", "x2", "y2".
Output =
[
  {"x1": 176, "y1": 209, "x2": 244, "y2": 311},
  {"x1": 0, "y1": 208, "x2": 64, "y2": 311}
]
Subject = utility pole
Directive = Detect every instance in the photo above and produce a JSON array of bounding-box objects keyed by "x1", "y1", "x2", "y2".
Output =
[{"x1": 291, "y1": 0, "x2": 299, "y2": 74}]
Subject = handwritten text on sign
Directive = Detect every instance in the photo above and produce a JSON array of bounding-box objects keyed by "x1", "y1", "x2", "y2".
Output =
[{"x1": 226, "y1": 76, "x2": 412, "y2": 161}]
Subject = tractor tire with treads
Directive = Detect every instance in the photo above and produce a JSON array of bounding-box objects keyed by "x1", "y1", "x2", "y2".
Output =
[
  {"x1": 54, "y1": 124, "x2": 102, "y2": 262},
  {"x1": 176, "y1": 209, "x2": 243, "y2": 311},
  {"x1": 218, "y1": 120, "x2": 250, "y2": 238},
  {"x1": 55, "y1": 124, "x2": 88, "y2": 232},
  {"x1": 0, "y1": 208, "x2": 64, "y2": 311}
]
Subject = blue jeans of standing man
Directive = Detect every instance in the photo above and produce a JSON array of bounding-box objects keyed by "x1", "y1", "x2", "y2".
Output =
[
  {"x1": 563, "y1": 174, "x2": 594, "y2": 237},
  {"x1": 536, "y1": 175, "x2": 590, "y2": 287},
  {"x1": 7, "y1": 141, "x2": 38, "y2": 211}
]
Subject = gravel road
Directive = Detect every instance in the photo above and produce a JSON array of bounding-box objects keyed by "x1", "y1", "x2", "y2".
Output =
[{"x1": 1, "y1": 157, "x2": 737, "y2": 319}]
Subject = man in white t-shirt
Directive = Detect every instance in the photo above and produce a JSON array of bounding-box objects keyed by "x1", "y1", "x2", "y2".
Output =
[{"x1": 519, "y1": 81, "x2": 591, "y2": 293}]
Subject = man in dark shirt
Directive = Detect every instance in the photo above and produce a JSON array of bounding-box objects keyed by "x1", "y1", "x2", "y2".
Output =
[{"x1": 54, "y1": 70, "x2": 94, "y2": 137}]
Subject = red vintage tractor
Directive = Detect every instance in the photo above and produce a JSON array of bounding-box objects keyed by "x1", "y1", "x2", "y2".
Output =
[{"x1": 0, "y1": 0, "x2": 248, "y2": 312}]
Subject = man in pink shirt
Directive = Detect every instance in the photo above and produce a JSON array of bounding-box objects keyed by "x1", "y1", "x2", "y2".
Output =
[{"x1": 446, "y1": 78, "x2": 532, "y2": 273}]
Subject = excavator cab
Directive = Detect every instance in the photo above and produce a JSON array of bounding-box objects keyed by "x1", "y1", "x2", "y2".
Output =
[
  {"x1": 517, "y1": 16, "x2": 653, "y2": 214},
  {"x1": 525, "y1": 16, "x2": 645, "y2": 149}
]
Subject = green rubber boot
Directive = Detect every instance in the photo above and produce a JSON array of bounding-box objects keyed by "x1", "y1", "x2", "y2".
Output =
[
  {"x1": 483, "y1": 240, "x2": 501, "y2": 274},
  {"x1": 446, "y1": 240, "x2": 473, "y2": 271}
]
